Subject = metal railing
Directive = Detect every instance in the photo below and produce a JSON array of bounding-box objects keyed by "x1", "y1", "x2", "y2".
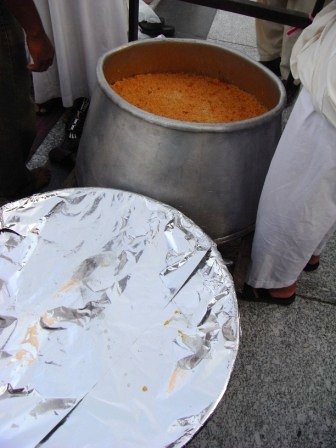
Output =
[{"x1": 128, "y1": 0, "x2": 325, "y2": 41}]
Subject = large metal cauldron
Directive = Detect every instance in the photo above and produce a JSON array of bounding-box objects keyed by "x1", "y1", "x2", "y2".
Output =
[{"x1": 76, "y1": 39, "x2": 286, "y2": 243}]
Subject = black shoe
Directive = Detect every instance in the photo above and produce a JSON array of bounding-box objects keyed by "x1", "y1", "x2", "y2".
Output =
[
  {"x1": 259, "y1": 57, "x2": 281, "y2": 77},
  {"x1": 139, "y1": 17, "x2": 175, "y2": 37},
  {"x1": 139, "y1": 16, "x2": 165, "y2": 32},
  {"x1": 49, "y1": 140, "x2": 77, "y2": 168},
  {"x1": 283, "y1": 79, "x2": 300, "y2": 107},
  {"x1": 239, "y1": 283, "x2": 296, "y2": 306}
]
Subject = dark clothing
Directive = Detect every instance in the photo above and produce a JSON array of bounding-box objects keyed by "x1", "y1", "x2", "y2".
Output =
[{"x1": 0, "y1": 3, "x2": 36, "y2": 196}]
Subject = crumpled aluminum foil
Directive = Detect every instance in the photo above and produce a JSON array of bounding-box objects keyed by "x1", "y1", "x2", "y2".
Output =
[{"x1": 0, "y1": 188, "x2": 239, "y2": 448}]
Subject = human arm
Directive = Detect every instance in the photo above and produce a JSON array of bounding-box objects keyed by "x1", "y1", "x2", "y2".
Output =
[{"x1": 3, "y1": 0, "x2": 54, "y2": 71}]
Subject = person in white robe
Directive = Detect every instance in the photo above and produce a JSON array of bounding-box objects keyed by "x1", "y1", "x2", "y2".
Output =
[
  {"x1": 243, "y1": 1, "x2": 336, "y2": 305},
  {"x1": 32, "y1": 0, "x2": 129, "y2": 108}
]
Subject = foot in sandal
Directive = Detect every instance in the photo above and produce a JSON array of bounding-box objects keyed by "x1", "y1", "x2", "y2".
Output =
[{"x1": 239, "y1": 283, "x2": 296, "y2": 306}]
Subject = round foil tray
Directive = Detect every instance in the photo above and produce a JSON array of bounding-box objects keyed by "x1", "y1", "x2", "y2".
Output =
[{"x1": 0, "y1": 188, "x2": 239, "y2": 447}]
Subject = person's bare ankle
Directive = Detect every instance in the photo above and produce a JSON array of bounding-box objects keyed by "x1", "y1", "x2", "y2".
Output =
[
  {"x1": 269, "y1": 283, "x2": 296, "y2": 299},
  {"x1": 308, "y1": 255, "x2": 320, "y2": 265}
]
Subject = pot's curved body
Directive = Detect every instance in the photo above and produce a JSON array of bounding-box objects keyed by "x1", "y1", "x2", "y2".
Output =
[{"x1": 76, "y1": 39, "x2": 286, "y2": 242}]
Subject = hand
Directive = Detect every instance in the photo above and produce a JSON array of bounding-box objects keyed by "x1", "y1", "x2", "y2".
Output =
[{"x1": 26, "y1": 32, "x2": 55, "y2": 72}]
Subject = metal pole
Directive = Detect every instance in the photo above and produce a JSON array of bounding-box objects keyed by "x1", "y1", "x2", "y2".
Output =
[
  {"x1": 129, "y1": 0, "x2": 139, "y2": 42},
  {"x1": 177, "y1": 0, "x2": 312, "y2": 28}
]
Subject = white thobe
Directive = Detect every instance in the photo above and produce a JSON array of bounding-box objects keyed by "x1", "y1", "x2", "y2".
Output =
[
  {"x1": 291, "y1": 0, "x2": 336, "y2": 127},
  {"x1": 248, "y1": 1, "x2": 336, "y2": 288},
  {"x1": 32, "y1": 0, "x2": 129, "y2": 107}
]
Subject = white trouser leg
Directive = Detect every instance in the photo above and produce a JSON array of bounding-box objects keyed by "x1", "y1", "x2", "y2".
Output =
[{"x1": 256, "y1": 0, "x2": 287, "y2": 61}]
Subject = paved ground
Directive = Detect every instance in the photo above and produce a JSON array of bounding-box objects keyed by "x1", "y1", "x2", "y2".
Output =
[{"x1": 23, "y1": 2, "x2": 336, "y2": 447}]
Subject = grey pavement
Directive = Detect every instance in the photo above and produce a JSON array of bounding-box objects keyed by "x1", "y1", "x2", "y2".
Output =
[{"x1": 22, "y1": 2, "x2": 336, "y2": 447}]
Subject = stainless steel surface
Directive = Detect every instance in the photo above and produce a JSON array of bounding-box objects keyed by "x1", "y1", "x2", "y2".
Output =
[
  {"x1": 0, "y1": 188, "x2": 239, "y2": 448},
  {"x1": 76, "y1": 39, "x2": 286, "y2": 241}
]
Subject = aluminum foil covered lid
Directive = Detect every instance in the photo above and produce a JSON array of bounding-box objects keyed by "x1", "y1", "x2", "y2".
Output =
[{"x1": 0, "y1": 188, "x2": 239, "y2": 447}]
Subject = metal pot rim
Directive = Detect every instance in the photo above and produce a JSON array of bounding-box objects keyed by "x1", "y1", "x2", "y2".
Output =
[{"x1": 97, "y1": 38, "x2": 286, "y2": 133}]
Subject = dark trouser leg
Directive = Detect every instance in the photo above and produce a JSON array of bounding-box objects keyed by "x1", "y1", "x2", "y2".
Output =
[{"x1": 0, "y1": 5, "x2": 36, "y2": 196}]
